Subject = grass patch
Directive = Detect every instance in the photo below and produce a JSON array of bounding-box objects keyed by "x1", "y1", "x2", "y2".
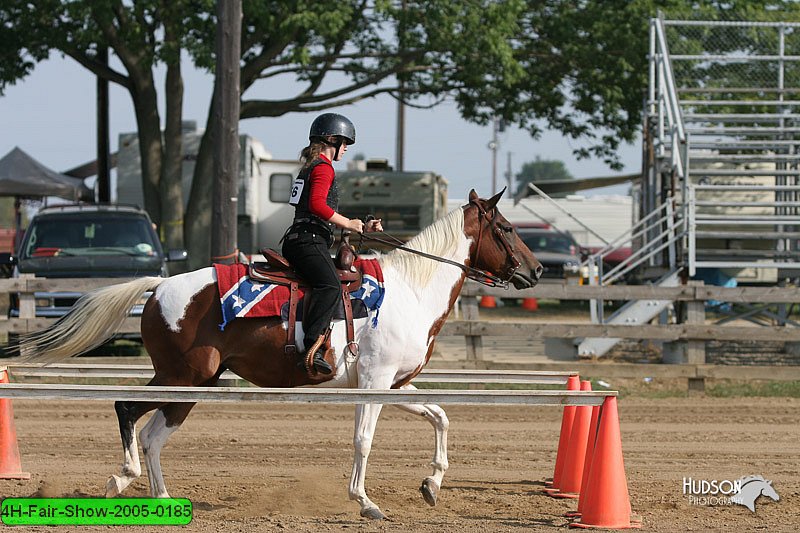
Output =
[{"x1": 706, "y1": 379, "x2": 800, "y2": 398}]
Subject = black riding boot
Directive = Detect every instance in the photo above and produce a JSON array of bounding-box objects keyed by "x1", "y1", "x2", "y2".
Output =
[{"x1": 303, "y1": 334, "x2": 333, "y2": 375}]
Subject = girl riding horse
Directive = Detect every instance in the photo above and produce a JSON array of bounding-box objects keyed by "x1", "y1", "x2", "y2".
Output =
[
  {"x1": 282, "y1": 113, "x2": 382, "y2": 375},
  {"x1": 16, "y1": 190, "x2": 543, "y2": 520}
]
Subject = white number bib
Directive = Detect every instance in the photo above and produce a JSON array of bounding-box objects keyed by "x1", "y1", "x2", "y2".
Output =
[{"x1": 288, "y1": 178, "x2": 305, "y2": 205}]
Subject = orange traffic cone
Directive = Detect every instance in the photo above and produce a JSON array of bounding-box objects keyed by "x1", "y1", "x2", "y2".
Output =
[
  {"x1": 570, "y1": 396, "x2": 639, "y2": 529},
  {"x1": 0, "y1": 367, "x2": 30, "y2": 480},
  {"x1": 479, "y1": 296, "x2": 497, "y2": 308},
  {"x1": 550, "y1": 380, "x2": 593, "y2": 499},
  {"x1": 565, "y1": 401, "x2": 601, "y2": 518},
  {"x1": 545, "y1": 374, "x2": 580, "y2": 489},
  {"x1": 521, "y1": 297, "x2": 539, "y2": 311}
]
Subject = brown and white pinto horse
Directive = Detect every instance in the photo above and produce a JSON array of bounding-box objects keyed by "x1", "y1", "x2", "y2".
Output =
[{"x1": 18, "y1": 190, "x2": 542, "y2": 519}]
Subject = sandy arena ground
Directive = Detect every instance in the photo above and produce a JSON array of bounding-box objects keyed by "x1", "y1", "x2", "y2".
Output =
[{"x1": 0, "y1": 396, "x2": 798, "y2": 532}]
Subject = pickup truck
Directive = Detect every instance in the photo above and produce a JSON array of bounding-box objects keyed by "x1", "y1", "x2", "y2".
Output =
[{"x1": 3, "y1": 203, "x2": 186, "y2": 321}]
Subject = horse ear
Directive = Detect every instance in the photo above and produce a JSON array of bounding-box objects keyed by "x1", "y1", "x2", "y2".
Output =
[
  {"x1": 484, "y1": 187, "x2": 506, "y2": 210},
  {"x1": 468, "y1": 189, "x2": 479, "y2": 202}
]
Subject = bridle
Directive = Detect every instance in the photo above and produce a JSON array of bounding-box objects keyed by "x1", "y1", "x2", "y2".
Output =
[
  {"x1": 359, "y1": 200, "x2": 522, "y2": 288},
  {"x1": 469, "y1": 198, "x2": 521, "y2": 286}
]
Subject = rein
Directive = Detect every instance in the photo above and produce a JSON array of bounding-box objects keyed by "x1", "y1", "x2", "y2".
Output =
[
  {"x1": 358, "y1": 202, "x2": 520, "y2": 289},
  {"x1": 361, "y1": 233, "x2": 508, "y2": 287}
]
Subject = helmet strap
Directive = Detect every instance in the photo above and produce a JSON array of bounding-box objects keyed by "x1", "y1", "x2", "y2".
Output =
[{"x1": 320, "y1": 136, "x2": 344, "y2": 160}]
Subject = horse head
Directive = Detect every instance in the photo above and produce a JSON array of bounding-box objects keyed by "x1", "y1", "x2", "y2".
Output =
[{"x1": 465, "y1": 189, "x2": 543, "y2": 290}]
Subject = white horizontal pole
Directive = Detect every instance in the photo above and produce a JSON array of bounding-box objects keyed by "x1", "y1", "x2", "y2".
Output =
[
  {"x1": 7, "y1": 365, "x2": 577, "y2": 386},
  {"x1": 0, "y1": 383, "x2": 612, "y2": 406}
]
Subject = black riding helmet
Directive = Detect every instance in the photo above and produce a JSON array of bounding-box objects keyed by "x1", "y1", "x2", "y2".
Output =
[{"x1": 309, "y1": 113, "x2": 356, "y2": 146}]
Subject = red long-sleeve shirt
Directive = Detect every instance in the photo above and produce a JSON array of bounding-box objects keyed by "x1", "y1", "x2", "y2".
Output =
[{"x1": 307, "y1": 154, "x2": 335, "y2": 220}]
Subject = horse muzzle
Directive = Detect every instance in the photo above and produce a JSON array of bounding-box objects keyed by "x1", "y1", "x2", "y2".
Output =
[
  {"x1": 510, "y1": 262, "x2": 543, "y2": 289},
  {"x1": 511, "y1": 270, "x2": 536, "y2": 289}
]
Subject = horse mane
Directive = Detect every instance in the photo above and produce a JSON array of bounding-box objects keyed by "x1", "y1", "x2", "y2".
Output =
[{"x1": 380, "y1": 207, "x2": 466, "y2": 291}]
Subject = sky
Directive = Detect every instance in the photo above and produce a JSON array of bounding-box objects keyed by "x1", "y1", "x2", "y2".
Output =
[{"x1": 0, "y1": 54, "x2": 640, "y2": 203}]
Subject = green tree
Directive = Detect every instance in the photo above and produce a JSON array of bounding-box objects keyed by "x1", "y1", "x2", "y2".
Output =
[
  {"x1": 6, "y1": 1, "x2": 796, "y2": 267},
  {"x1": 0, "y1": 0, "x2": 206, "y2": 255},
  {"x1": 515, "y1": 157, "x2": 574, "y2": 197}
]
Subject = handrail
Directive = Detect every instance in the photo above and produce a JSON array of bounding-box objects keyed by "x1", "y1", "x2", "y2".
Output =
[
  {"x1": 582, "y1": 201, "x2": 668, "y2": 268},
  {"x1": 654, "y1": 16, "x2": 686, "y2": 143}
]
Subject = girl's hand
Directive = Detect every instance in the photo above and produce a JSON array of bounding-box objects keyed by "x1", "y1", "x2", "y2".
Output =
[
  {"x1": 366, "y1": 218, "x2": 383, "y2": 232},
  {"x1": 348, "y1": 218, "x2": 365, "y2": 233}
]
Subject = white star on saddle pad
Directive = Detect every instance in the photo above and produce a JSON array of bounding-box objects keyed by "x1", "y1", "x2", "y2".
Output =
[
  {"x1": 232, "y1": 295, "x2": 246, "y2": 308},
  {"x1": 361, "y1": 283, "x2": 375, "y2": 298}
]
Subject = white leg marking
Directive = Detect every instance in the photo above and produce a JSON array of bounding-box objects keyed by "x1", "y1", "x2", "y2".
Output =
[
  {"x1": 105, "y1": 426, "x2": 142, "y2": 498},
  {"x1": 140, "y1": 410, "x2": 179, "y2": 498},
  {"x1": 348, "y1": 402, "x2": 386, "y2": 519},
  {"x1": 393, "y1": 385, "x2": 449, "y2": 505}
]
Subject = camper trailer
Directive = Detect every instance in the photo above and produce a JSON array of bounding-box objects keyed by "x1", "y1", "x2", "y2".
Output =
[
  {"x1": 116, "y1": 122, "x2": 300, "y2": 254},
  {"x1": 118, "y1": 131, "x2": 448, "y2": 254},
  {"x1": 336, "y1": 159, "x2": 449, "y2": 249}
]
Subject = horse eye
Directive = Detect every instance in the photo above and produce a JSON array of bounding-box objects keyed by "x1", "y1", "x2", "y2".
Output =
[{"x1": 501, "y1": 225, "x2": 513, "y2": 233}]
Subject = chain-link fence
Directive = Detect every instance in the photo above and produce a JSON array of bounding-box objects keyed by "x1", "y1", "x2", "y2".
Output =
[{"x1": 665, "y1": 20, "x2": 800, "y2": 103}]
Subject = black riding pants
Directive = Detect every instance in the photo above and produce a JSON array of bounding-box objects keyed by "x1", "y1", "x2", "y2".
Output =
[{"x1": 282, "y1": 232, "x2": 340, "y2": 350}]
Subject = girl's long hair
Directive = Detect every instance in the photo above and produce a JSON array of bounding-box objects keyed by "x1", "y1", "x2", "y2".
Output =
[
  {"x1": 300, "y1": 135, "x2": 341, "y2": 167},
  {"x1": 300, "y1": 139, "x2": 334, "y2": 167},
  {"x1": 300, "y1": 142, "x2": 325, "y2": 167}
]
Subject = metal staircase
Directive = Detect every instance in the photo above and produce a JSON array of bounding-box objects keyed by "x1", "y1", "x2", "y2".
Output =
[{"x1": 578, "y1": 16, "x2": 800, "y2": 358}]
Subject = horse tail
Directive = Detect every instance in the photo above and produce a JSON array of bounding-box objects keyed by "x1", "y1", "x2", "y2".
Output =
[{"x1": 15, "y1": 277, "x2": 166, "y2": 363}]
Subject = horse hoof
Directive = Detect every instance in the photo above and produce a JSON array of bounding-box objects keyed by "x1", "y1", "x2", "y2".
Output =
[
  {"x1": 105, "y1": 476, "x2": 121, "y2": 498},
  {"x1": 420, "y1": 477, "x2": 439, "y2": 507},
  {"x1": 360, "y1": 507, "x2": 387, "y2": 520}
]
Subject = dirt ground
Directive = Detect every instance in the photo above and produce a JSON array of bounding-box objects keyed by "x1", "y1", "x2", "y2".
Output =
[{"x1": 1, "y1": 396, "x2": 798, "y2": 532}]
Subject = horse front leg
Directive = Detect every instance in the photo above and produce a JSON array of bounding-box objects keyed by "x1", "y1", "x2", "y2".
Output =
[
  {"x1": 349, "y1": 402, "x2": 387, "y2": 519},
  {"x1": 393, "y1": 384, "x2": 449, "y2": 507}
]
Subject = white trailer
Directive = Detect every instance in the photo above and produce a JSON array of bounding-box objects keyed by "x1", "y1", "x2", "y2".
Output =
[{"x1": 116, "y1": 122, "x2": 300, "y2": 254}]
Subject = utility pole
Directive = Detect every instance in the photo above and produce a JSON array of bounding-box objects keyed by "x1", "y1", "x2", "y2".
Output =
[
  {"x1": 396, "y1": 88, "x2": 405, "y2": 172},
  {"x1": 395, "y1": 0, "x2": 407, "y2": 172},
  {"x1": 96, "y1": 47, "x2": 110, "y2": 203},
  {"x1": 489, "y1": 117, "x2": 499, "y2": 195},
  {"x1": 211, "y1": 0, "x2": 242, "y2": 264},
  {"x1": 505, "y1": 152, "x2": 513, "y2": 195}
]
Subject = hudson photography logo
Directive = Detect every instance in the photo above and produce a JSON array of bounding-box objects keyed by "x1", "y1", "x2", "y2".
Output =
[{"x1": 682, "y1": 475, "x2": 780, "y2": 512}]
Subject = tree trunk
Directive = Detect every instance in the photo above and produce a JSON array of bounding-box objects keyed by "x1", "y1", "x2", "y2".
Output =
[
  {"x1": 160, "y1": 44, "x2": 185, "y2": 258},
  {"x1": 131, "y1": 76, "x2": 163, "y2": 227},
  {"x1": 184, "y1": 93, "x2": 217, "y2": 270},
  {"x1": 211, "y1": 0, "x2": 242, "y2": 265}
]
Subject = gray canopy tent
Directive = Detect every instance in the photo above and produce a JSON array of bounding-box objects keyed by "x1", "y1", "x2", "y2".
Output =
[
  {"x1": 0, "y1": 147, "x2": 94, "y2": 253},
  {"x1": 0, "y1": 147, "x2": 93, "y2": 201}
]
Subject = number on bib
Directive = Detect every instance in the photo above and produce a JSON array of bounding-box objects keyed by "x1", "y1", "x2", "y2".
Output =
[{"x1": 288, "y1": 178, "x2": 305, "y2": 205}]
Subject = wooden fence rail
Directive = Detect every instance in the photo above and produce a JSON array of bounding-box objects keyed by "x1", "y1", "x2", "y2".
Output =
[
  {"x1": 461, "y1": 280, "x2": 800, "y2": 303},
  {"x1": 2, "y1": 278, "x2": 799, "y2": 375}
]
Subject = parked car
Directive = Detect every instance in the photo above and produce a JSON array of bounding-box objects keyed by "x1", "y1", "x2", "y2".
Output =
[
  {"x1": 515, "y1": 225, "x2": 582, "y2": 282},
  {"x1": 2, "y1": 203, "x2": 186, "y2": 321}
]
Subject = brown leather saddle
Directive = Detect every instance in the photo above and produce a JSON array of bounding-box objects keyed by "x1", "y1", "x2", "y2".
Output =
[{"x1": 249, "y1": 233, "x2": 363, "y2": 376}]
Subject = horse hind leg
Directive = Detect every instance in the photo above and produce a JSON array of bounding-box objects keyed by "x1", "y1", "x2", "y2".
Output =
[
  {"x1": 106, "y1": 400, "x2": 164, "y2": 498},
  {"x1": 140, "y1": 402, "x2": 197, "y2": 498},
  {"x1": 393, "y1": 385, "x2": 449, "y2": 507},
  {"x1": 139, "y1": 367, "x2": 224, "y2": 498}
]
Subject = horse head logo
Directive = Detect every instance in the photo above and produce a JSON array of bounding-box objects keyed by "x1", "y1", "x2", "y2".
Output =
[{"x1": 731, "y1": 475, "x2": 779, "y2": 513}]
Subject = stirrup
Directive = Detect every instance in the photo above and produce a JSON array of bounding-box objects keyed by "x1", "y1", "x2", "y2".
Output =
[{"x1": 303, "y1": 335, "x2": 332, "y2": 375}]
